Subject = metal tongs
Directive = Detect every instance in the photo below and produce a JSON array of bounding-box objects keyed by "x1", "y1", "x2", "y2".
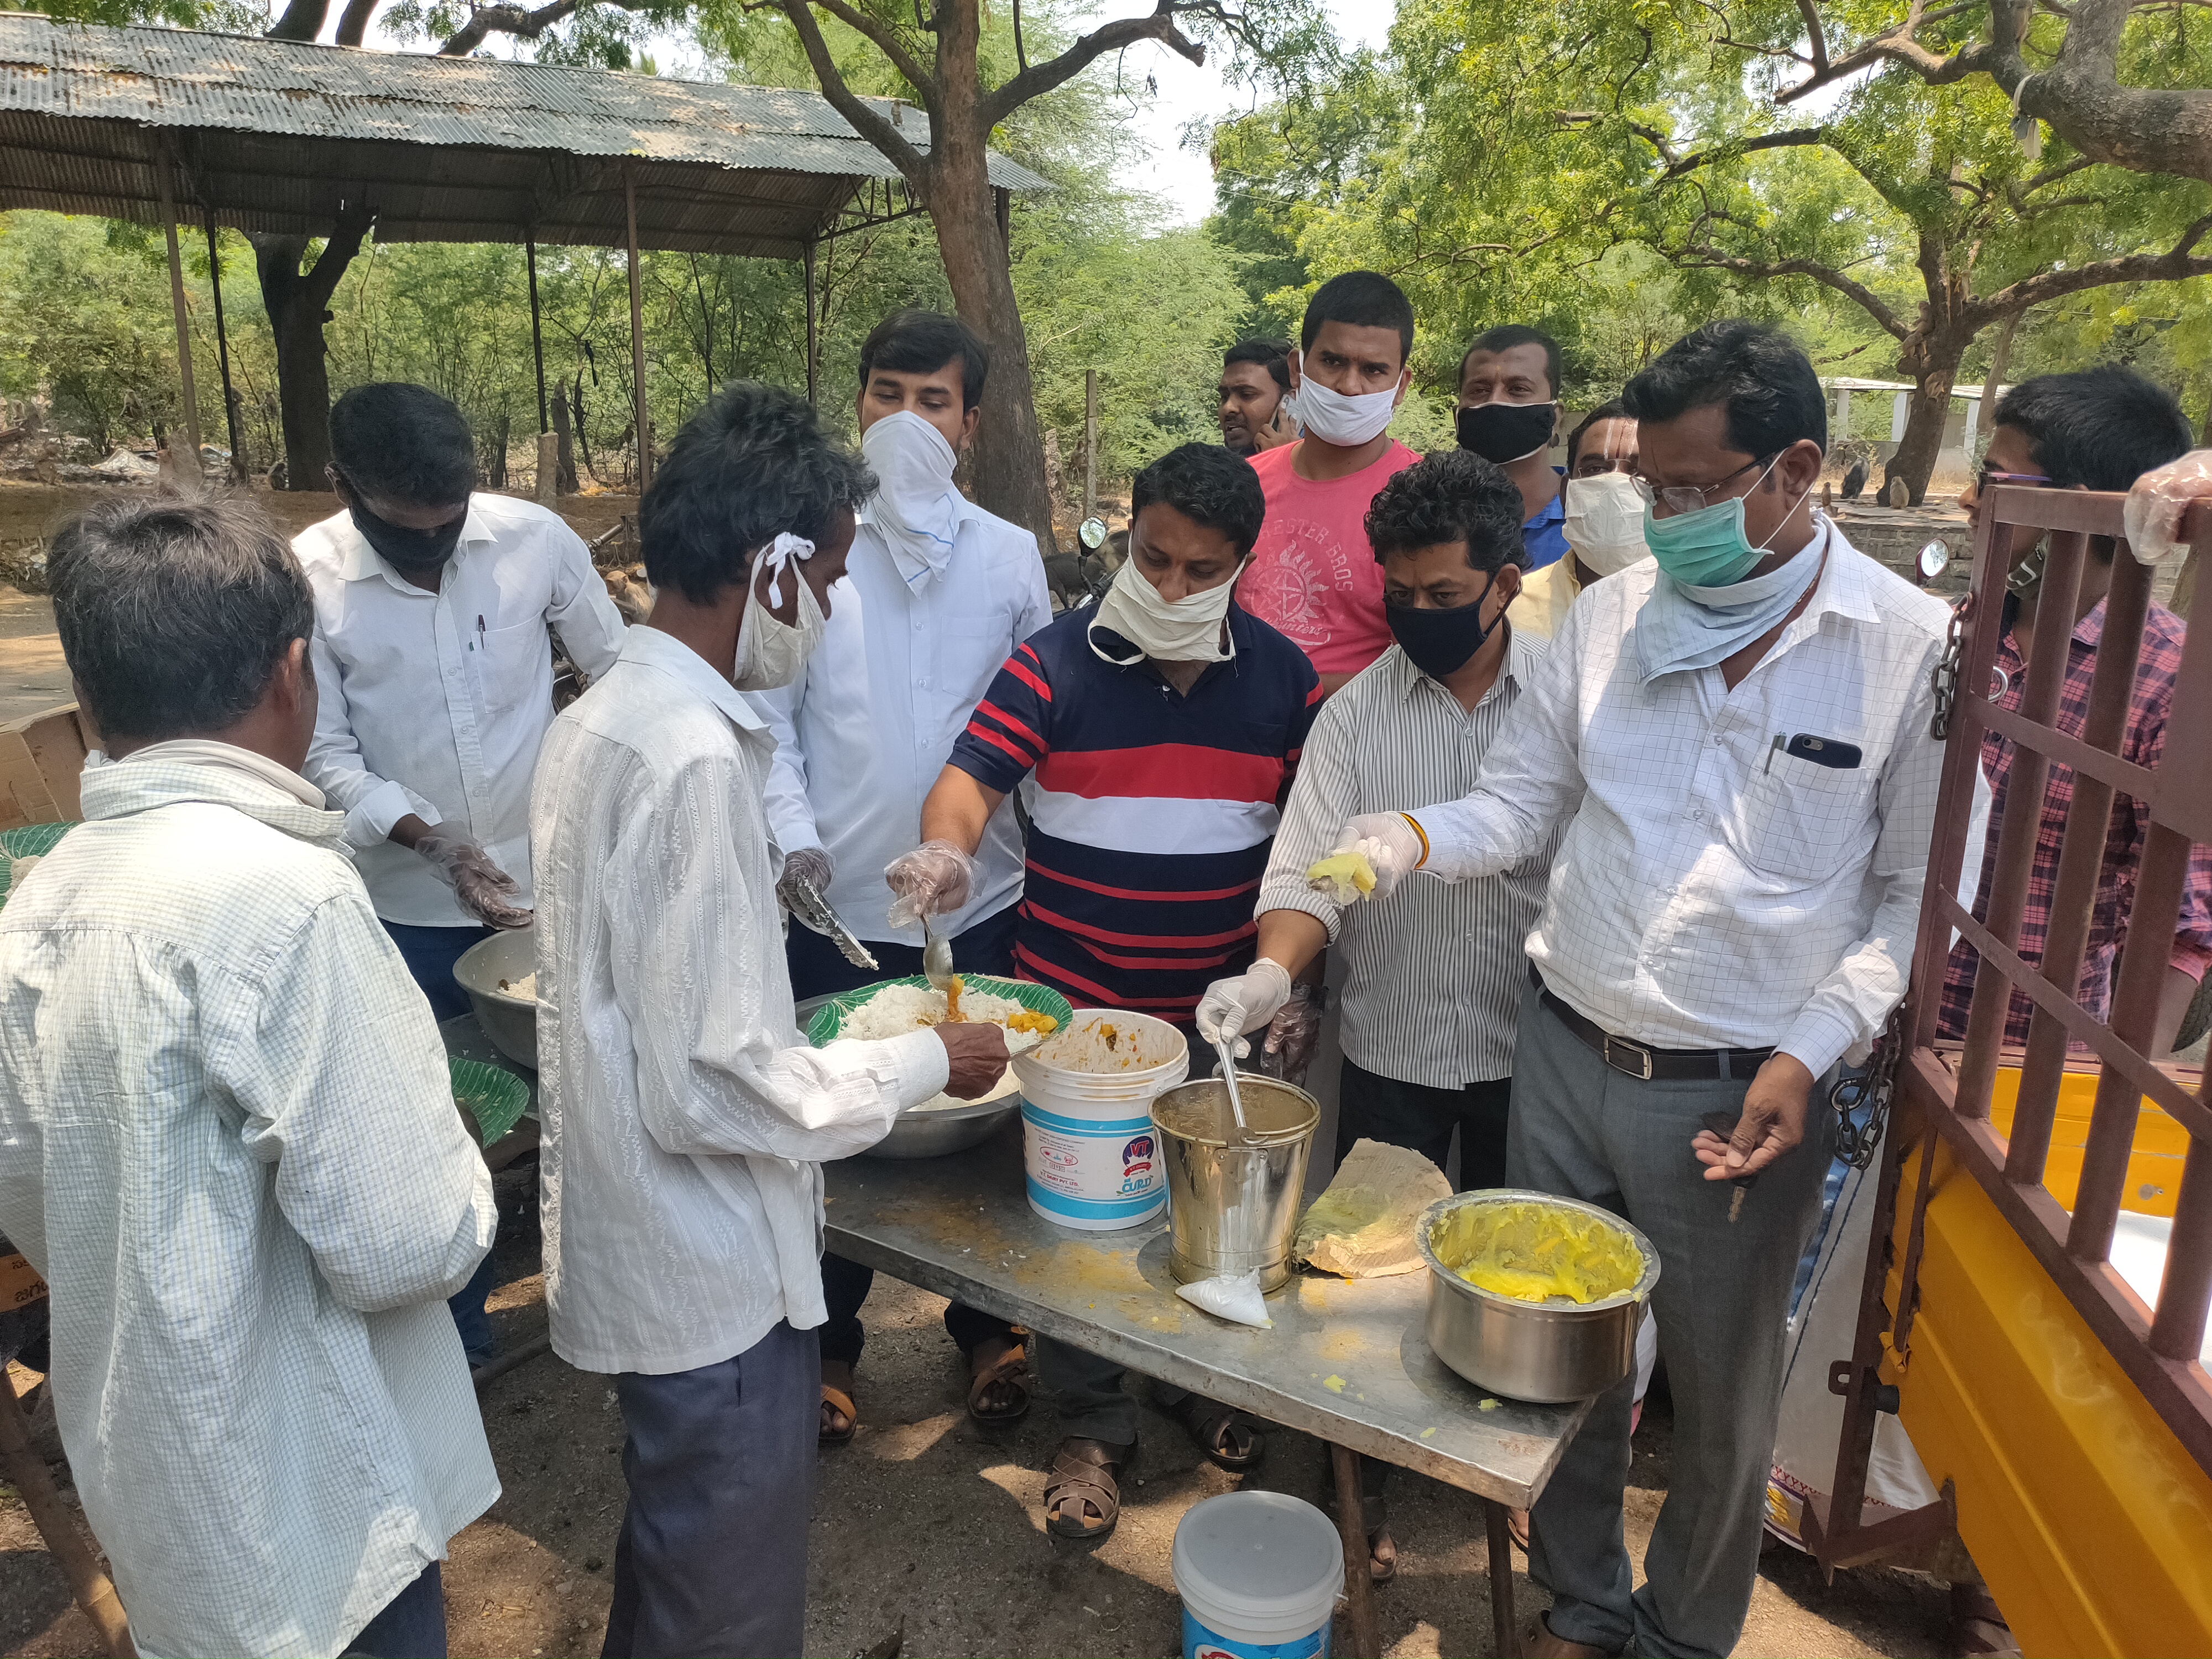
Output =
[{"x1": 776, "y1": 867, "x2": 879, "y2": 972}]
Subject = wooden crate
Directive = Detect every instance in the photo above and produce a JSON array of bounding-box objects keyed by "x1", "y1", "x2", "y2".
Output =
[{"x1": 0, "y1": 703, "x2": 93, "y2": 831}]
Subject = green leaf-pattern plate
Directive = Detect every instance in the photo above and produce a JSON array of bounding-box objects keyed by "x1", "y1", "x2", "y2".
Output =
[
  {"x1": 450, "y1": 1055, "x2": 530, "y2": 1147},
  {"x1": 805, "y1": 974, "x2": 1074, "y2": 1048},
  {"x1": 0, "y1": 822, "x2": 77, "y2": 911}
]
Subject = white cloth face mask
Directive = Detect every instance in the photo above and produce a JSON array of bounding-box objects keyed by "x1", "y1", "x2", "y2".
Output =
[
  {"x1": 1088, "y1": 555, "x2": 1242, "y2": 666},
  {"x1": 733, "y1": 532, "x2": 826, "y2": 691},
  {"x1": 1291, "y1": 352, "x2": 1401, "y2": 447},
  {"x1": 1562, "y1": 473, "x2": 1652, "y2": 578},
  {"x1": 859, "y1": 410, "x2": 964, "y2": 588}
]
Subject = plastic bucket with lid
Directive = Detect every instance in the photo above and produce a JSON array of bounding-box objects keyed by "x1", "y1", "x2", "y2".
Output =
[
  {"x1": 1172, "y1": 1490, "x2": 1343, "y2": 1659},
  {"x1": 1010, "y1": 1009, "x2": 1188, "y2": 1230}
]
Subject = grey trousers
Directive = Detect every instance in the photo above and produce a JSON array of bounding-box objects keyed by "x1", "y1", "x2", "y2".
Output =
[
  {"x1": 603, "y1": 1320, "x2": 818, "y2": 1658},
  {"x1": 1510, "y1": 984, "x2": 1833, "y2": 1659},
  {"x1": 1033, "y1": 1334, "x2": 1191, "y2": 1448}
]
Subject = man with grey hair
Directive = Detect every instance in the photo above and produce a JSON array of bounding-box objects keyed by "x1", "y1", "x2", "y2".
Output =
[{"x1": 0, "y1": 498, "x2": 499, "y2": 1659}]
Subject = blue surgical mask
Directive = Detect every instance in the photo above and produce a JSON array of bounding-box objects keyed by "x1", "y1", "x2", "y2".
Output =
[{"x1": 1640, "y1": 456, "x2": 1790, "y2": 588}]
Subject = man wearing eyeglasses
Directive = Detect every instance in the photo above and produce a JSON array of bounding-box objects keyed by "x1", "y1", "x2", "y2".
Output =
[{"x1": 1314, "y1": 321, "x2": 1954, "y2": 1659}]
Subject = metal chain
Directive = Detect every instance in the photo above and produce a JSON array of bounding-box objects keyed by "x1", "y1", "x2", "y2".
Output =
[
  {"x1": 1928, "y1": 592, "x2": 1971, "y2": 740},
  {"x1": 1830, "y1": 1001, "x2": 1907, "y2": 1171}
]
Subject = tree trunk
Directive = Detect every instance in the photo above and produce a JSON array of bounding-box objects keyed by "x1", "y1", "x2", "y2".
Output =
[
  {"x1": 551, "y1": 383, "x2": 579, "y2": 494},
  {"x1": 251, "y1": 213, "x2": 369, "y2": 489},
  {"x1": 1882, "y1": 347, "x2": 1964, "y2": 507}
]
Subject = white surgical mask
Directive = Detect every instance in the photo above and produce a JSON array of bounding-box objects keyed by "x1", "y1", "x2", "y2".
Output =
[
  {"x1": 733, "y1": 532, "x2": 826, "y2": 691},
  {"x1": 1088, "y1": 556, "x2": 1242, "y2": 667},
  {"x1": 859, "y1": 410, "x2": 965, "y2": 588},
  {"x1": 1562, "y1": 473, "x2": 1651, "y2": 578},
  {"x1": 1291, "y1": 353, "x2": 1401, "y2": 447}
]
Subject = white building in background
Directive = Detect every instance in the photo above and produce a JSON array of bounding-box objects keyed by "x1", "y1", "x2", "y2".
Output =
[{"x1": 1823, "y1": 377, "x2": 2014, "y2": 487}]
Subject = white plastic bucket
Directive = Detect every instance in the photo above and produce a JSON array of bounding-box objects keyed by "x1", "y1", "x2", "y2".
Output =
[
  {"x1": 1010, "y1": 1008, "x2": 1188, "y2": 1231},
  {"x1": 1172, "y1": 1490, "x2": 1343, "y2": 1659}
]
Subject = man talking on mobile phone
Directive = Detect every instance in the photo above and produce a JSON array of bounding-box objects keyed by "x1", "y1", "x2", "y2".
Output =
[{"x1": 1313, "y1": 321, "x2": 1952, "y2": 1659}]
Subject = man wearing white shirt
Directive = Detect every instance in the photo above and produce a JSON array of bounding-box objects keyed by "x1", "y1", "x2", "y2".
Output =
[
  {"x1": 1327, "y1": 322, "x2": 1950, "y2": 1659},
  {"x1": 531, "y1": 381, "x2": 1006, "y2": 1658},
  {"x1": 0, "y1": 497, "x2": 497, "y2": 1659},
  {"x1": 754, "y1": 309, "x2": 1048, "y2": 1443},
  {"x1": 297, "y1": 382, "x2": 627, "y2": 1020}
]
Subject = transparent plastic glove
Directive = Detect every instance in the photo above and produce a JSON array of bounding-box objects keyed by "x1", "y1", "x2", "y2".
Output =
[
  {"x1": 884, "y1": 839, "x2": 976, "y2": 929},
  {"x1": 1323, "y1": 812, "x2": 1427, "y2": 900},
  {"x1": 1262, "y1": 982, "x2": 1322, "y2": 1083},
  {"x1": 415, "y1": 833, "x2": 534, "y2": 930},
  {"x1": 779, "y1": 846, "x2": 835, "y2": 893},
  {"x1": 2123, "y1": 449, "x2": 2212, "y2": 565},
  {"x1": 1197, "y1": 958, "x2": 1293, "y2": 1056}
]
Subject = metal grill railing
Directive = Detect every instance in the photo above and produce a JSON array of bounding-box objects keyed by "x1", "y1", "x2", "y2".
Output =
[{"x1": 1814, "y1": 484, "x2": 2212, "y2": 1567}]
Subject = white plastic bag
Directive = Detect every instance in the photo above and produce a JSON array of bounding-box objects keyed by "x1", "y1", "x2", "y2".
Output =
[{"x1": 1176, "y1": 1270, "x2": 1272, "y2": 1328}]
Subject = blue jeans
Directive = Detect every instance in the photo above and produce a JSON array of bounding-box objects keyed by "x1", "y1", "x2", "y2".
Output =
[
  {"x1": 342, "y1": 1562, "x2": 446, "y2": 1658},
  {"x1": 603, "y1": 1322, "x2": 818, "y2": 1657},
  {"x1": 384, "y1": 919, "x2": 500, "y2": 1364}
]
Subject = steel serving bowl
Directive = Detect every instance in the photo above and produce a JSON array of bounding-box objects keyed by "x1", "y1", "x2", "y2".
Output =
[
  {"x1": 1415, "y1": 1190, "x2": 1661, "y2": 1404},
  {"x1": 791, "y1": 993, "x2": 1023, "y2": 1160},
  {"x1": 453, "y1": 926, "x2": 539, "y2": 1071}
]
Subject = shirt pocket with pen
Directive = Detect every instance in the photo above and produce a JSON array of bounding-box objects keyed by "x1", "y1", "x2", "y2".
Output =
[
  {"x1": 1734, "y1": 739, "x2": 1877, "y2": 883},
  {"x1": 475, "y1": 617, "x2": 552, "y2": 716}
]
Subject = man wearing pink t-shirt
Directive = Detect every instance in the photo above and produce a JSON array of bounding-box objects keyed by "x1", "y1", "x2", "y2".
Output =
[{"x1": 1239, "y1": 272, "x2": 1421, "y2": 693}]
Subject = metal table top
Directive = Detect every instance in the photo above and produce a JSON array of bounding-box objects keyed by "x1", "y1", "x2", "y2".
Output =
[{"x1": 822, "y1": 1116, "x2": 1589, "y2": 1509}]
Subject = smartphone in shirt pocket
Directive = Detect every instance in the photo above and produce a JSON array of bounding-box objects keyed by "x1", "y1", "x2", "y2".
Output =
[{"x1": 1737, "y1": 732, "x2": 1876, "y2": 883}]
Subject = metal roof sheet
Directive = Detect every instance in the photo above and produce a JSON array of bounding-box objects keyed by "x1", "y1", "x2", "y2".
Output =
[{"x1": 0, "y1": 13, "x2": 1048, "y2": 255}]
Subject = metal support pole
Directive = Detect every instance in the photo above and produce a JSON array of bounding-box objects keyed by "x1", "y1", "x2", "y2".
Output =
[
  {"x1": 526, "y1": 234, "x2": 549, "y2": 434},
  {"x1": 203, "y1": 208, "x2": 244, "y2": 481},
  {"x1": 804, "y1": 240, "x2": 819, "y2": 409},
  {"x1": 154, "y1": 149, "x2": 202, "y2": 473},
  {"x1": 624, "y1": 164, "x2": 651, "y2": 493},
  {"x1": 1082, "y1": 368, "x2": 1098, "y2": 519}
]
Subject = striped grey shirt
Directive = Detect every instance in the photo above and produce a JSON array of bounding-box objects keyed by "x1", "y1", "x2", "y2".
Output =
[{"x1": 1259, "y1": 633, "x2": 1560, "y2": 1089}]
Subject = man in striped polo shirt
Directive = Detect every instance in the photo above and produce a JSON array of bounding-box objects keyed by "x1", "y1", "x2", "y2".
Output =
[{"x1": 886, "y1": 442, "x2": 1319, "y2": 1541}]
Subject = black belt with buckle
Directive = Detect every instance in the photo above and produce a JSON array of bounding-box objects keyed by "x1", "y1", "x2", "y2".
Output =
[{"x1": 1532, "y1": 969, "x2": 1775, "y2": 1082}]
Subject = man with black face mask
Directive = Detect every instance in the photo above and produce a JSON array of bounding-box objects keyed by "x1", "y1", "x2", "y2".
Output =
[
  {"x1": 297, "y1": 382, "x2": 625, "y2": 1366},
  {"x1": 1457, "y1": 324, "x2": 1570, "y2": 572},
  {"x1": 1197, "y1": 448, "x2": 1559, "y2": 1582}
]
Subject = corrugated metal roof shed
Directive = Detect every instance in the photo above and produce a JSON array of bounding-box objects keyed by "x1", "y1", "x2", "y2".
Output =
[{"x1": 0, "y1": 13, "x2": 1050, "y2": 257}]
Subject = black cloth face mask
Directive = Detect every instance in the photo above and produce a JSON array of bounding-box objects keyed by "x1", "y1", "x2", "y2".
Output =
[
  {"x1": 1386, "y1": 572, "x2": 1502, "y2": 680},
  {"x1": 338, "y1": 474, "x2": 467, "y2": 575},
  {"x1": 1457, "y1": 400, "x2": 1557, "y2": 466}
]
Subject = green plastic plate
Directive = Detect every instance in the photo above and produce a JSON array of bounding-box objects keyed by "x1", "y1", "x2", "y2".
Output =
[
  {"x1": 450, "y1": 1055, "x2": 530, "y2": 1147},
  {"x1": 805, "y1": 973, "x2": 1074, "y2": 1048},
  {"x1": 0, "y1": 822, "x2": 77, "y2": 911}
]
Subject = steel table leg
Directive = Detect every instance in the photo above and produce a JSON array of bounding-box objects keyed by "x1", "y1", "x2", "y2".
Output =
[
  {"x1": 1329, "y1": 1442, "x2": 1381, "y2": 1659},
  {"x1": 1484, "y1": 1498, "x2": 1520, "y2": 1657}
]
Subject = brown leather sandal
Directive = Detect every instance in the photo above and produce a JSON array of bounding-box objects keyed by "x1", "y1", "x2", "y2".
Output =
[
  {"x1": 820, "y1": 1359, "x2": 857, "y2": 1447},
  {"x1": 964, "y1": 1334, "x2": 1032, "y2": 1425},
  {"x1": 1043, "y1": 1437, "x2": 1128, "y2": 1541}
]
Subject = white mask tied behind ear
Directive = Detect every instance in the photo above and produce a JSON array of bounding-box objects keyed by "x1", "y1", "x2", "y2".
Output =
[{"x1": 860, "y1": 410, "x2": 965, "y2": 588}]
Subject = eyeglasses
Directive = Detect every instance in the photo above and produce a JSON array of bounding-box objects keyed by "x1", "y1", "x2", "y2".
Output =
[
  {"x1": 1631, "y1": 455, "x2": 1771, "y2": 517},
  {"x1": 1975, "y1": 462, "x2": 2050, "y2": 492}
]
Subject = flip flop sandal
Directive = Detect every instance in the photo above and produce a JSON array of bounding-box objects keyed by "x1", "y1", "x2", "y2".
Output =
[
  {"x1": 820, "y1": 1381, "x2": 858, "y2": 1447},
  {"x1": 964, "y1": 1338, "x2": 1032, "y2": 1425},
  {"x1": 1044, "y1": 1438, "x2": 1129, "y2": 1542},
  {"x1": 1508, "y1": 1507, "x2": 1531, "y2": 1552},
  {"x1": 1168, "y1": 1396, "x2": 1265, "y2": 1471},
  {"x1": 1328, "y1": 1488, "x2": 1399, "y2": 1584}
]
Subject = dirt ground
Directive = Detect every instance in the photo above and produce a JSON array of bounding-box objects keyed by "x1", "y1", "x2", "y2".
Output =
[{"x1": 3, "y1": 1160, "x2": 1950, "y2": 1659}]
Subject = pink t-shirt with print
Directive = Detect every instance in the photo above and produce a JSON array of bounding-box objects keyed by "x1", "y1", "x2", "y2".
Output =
[{"x1": 1238, "y1": 439, "x2": 1420, "y2": 682}]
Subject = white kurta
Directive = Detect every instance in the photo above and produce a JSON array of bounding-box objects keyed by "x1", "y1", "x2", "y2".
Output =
[
  {"x1": 530, "y1": 627, "x2": 951, "y2": 1377},
  {"x1": 298, "y1": 493, "x2": 627, "y2": 926},
  {"x1": 0, "y1": 742, "x2": 498, "y2": 1659}
]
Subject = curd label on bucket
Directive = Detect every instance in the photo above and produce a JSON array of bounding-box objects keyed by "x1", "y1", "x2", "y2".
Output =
[
  {"x1": 1182, "y1": 1609, "x2": 1327, "y2": 1659},
  {"x1": 1021, "y1": 1102, "x2": 1167, "y2": 1228}
]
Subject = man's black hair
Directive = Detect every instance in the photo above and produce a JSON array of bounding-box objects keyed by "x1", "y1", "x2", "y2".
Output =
[
  {"x1": 50, "y1": 495, "x2": 313, "y2": 742},
  {"x1": 1224, "y1": 338, "x2": 1293, "y2": 393},
  {"x1": 1130, "y1": 442, "x2": 1268, "y2": 556},
  {"x1": 1622, "y1": 320, "x2": 1827, "y2": 458},
  {"x1": 1300, "y1": 272, "x2": 1415, "y2": 367},
  {"x1": 858, "y1": 309, "x2": 990, "y2": 411},
  {"x1": 641, "y1": 380, "x2": 875, "y2": 606},
  {"x1": 1995, "y1": 366, "x2": 2193, "y2": 493},
  {"x1": 1566, "y1": 400, "x2": 1631, "y2": 470},
  {"x1": 1459, "y1": 325, "x2": 1563, "y2": 399},
  {"x1": 327, "y1": 383, "x2": 474, "y2": 504},
  {"x1": 1365, "y1": 449, "x2": 1526, "y2": 573}
]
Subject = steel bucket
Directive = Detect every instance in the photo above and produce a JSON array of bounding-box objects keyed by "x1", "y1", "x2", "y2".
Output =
[
  {"x1": 1151, "y1": 1076, "x2": 1319, "y2": 1292},
  {"x1": 1415, "y1": 1190, "x2": 1660, "y2": 1404}
]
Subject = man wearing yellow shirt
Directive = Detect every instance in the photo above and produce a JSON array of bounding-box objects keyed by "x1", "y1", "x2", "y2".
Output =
[{"x1": 1507, "y1": 400, "x2": 1645, "y2": 639}]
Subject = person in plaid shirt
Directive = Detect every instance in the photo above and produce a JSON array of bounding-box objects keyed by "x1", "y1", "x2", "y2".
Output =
[{"x1": 1941, "y1": 366, "x2": 2212, "y2": 1052}]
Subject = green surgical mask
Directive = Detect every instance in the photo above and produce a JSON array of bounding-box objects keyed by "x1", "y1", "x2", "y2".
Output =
[{"x1": 1641, "y1": 456, "x2": 1788, "y2": 588}]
